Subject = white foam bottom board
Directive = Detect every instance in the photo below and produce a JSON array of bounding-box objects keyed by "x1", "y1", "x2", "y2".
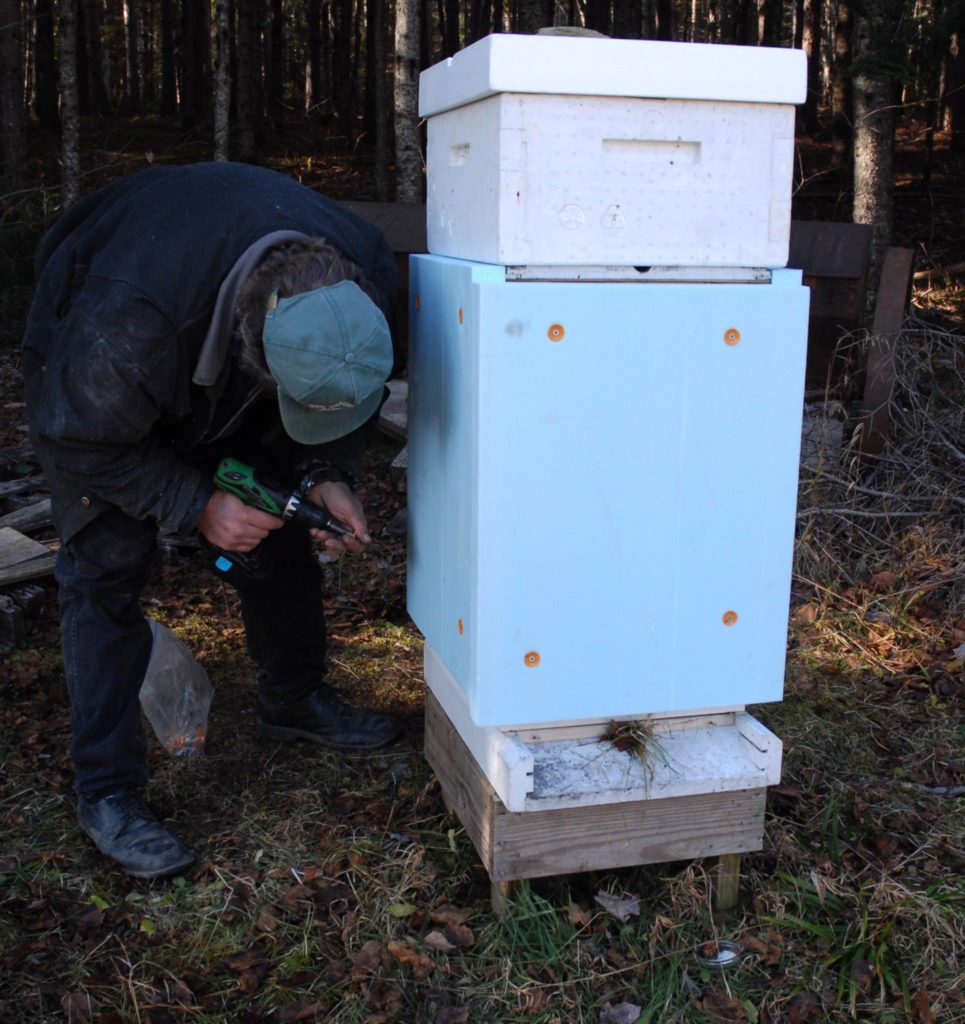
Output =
[{"x1": 424, "y1": 643, "x2": 783, "y2": 813}]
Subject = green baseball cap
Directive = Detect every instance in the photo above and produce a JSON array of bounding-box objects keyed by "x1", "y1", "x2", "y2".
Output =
[{"x1": 262, "y1": 280, "x2": 393, "y2": 445}]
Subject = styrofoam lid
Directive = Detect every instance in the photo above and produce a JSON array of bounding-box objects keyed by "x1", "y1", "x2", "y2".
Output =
[{"x1": 419, "y1": 34, "x2": 807, "y2": 117}]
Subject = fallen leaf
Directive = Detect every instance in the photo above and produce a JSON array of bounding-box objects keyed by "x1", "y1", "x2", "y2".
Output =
[
  {"x1": 910, "y1": 989, "x2": 935, "y2": 1024},
  {"x1": 429, "y1": 904, "x2": 473, "y2": 927},
  {"x1": 223, "y1": 948, "x2": 265, "y2": 972},
  {"x1": 792, "y1": 603, "x2": 819, "y2": 624},
  {"x1": 59, "y1": 990, "x2": 95, "y2": 1023},
  {"x1": 786, "y1": 991, "x2": 821, "y2": 1023},
  {"x1": 278, "y1": 998, "x2": 328, "y2": 1022},
  {"x1": 322, "y1": 959, "x2": 349, "y2": 985},
  {"x1": 694, "y1": 992, "x2": 745, "y2": 1021},
  {"x1": 853, "y1": 958, "x2": 874, "y2": 993},
  {"x1": 519, "y1": 985, "x2": 549, "y2": 1013},
  {"x1": 366, "y1": 979, "x2": 403, "y2": 1014},
  {"x1": 870, "y1": 571, "x2": 897, "y2": 591},
  {"x1": 351, "y1": 939, "x2": 386, "y2": 978},
  {"x1": 600, "y1": 1001, "x2": 642, "y2": 1024},
  {"x1": 435, "y1": 1009, "x2": 468, "y2": 1024},
  {"x1": 387, "y1": 901, "x2": 418, "y2": 918},
  {"x1": 740, "y1": 934, "x2": 781, "y2": 967},
  {"x1": 238, "y1": 963, "x2": 269, "y2": 995},
  {"x1": 255, "y1": 907, "x2": 280, "y2": 933},
  {"x1": 424, "y1": 930, "x2": 456, "y2": 953},
  {"x1": 386, "y1": 939, "x2": 435, "y2": 980},
  {"x1": 567, "y1": 902, "x2": 593, "y2": 927},
  {"x1": 279, "y1": 885, "x2": 315, "y2": 911},
  {"x1": 163, "y1": 978, "x2": 195, "y2": 1006},
  {"x1": 595, "y1": 890, "x2": 640, "y2": 922},
  {"x1": 72, "y1": 907, "x2": 105, "y2": 932},
  {"x1": 444, "y1": 922, "x2": 474, "y2": 948}
]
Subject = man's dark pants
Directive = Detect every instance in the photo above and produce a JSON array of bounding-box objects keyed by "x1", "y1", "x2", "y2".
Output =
[{"x1": 57, "y1": 499, "x2": 328, "y2": 800}]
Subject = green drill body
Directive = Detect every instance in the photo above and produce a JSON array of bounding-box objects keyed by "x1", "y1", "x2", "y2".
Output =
[{"x1": 214, "y1": 457, "x2": 355, "y2": 538}]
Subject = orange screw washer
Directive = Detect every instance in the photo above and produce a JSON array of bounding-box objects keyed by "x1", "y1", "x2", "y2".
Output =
[
  {"x1": 548, "y1": 323, "x2": 565, "y2": 342},
  {"x1": 457, "y1": 618, "x2": 464, "y2": 635},
  {"x1": 458, "y1": 307, "x2": 464, "y2": 324},
  {"x1": 722, "y1": 610, "x2": 739, "y2": 626},
  {"x1": 523, "y1": 651, "x2": 541, "y2": 667},
  {"x1": 415, "y1": 295, "x2": 422, "y2": 309},
  {"x1": 724, "y1": 328, "x2": 741, "y2": 346}
]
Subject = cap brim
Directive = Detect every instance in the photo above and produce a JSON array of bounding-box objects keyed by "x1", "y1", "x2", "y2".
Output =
[{"x1": 276, "y1": 383, "x2": 384, "y2": 445}]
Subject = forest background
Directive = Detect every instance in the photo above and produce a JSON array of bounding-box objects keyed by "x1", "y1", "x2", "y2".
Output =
[{"x1": 0, "y1": 1, "x2": 963, "y2": 1023}]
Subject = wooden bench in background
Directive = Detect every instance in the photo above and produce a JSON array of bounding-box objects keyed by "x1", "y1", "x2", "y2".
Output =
[
  {"x1": 0, "y1": 211, "x2": 915, "y2": 589},
  {"x1": 345, "y1": 202, "x2": 915, "y2": 457}
]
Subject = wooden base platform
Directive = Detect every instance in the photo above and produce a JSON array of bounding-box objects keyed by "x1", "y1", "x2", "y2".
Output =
[{"x1": 425, "y1": 691, "x2": 766, "y2": 906}]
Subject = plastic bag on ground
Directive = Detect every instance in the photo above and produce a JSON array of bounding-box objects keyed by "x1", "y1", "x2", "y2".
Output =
[{"x1": 139, "y1": 619, "x2": 213, "y2": 756}]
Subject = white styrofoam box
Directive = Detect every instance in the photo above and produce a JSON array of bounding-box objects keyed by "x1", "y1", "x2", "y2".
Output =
[
  {"x1": 426, "y1": 92, "x2": 797, "y2": 267},
  {"x1": 419, "y1": 35, "x2": 807, "y2": 118},
  {"x1": 407, "y1": 255, "x2": 810, "y2": 728},
  {"x1": 421, "y1": 34, "x2": 805, "y2": 268}
]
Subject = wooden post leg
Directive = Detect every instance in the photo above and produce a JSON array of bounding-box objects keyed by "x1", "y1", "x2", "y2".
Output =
[
  {"x1": 491, "y1": 878, "x2": 530, "y2": 917},
  {"x1": 713, "y1": 854, "x2": 741, "y2": 911}
]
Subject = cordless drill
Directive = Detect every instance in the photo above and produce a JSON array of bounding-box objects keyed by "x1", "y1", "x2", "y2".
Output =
[{"x1": 207, "y1": 457, "x2": 354, "y2": 584}]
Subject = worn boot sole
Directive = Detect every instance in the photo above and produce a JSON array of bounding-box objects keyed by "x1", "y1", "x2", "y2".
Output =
[
  {"x1": 256, "y1": 719, "x2": 397, "y2": 753},
  {"x1": 118, "y1": 851, "x2": 197, "y2": 880}
]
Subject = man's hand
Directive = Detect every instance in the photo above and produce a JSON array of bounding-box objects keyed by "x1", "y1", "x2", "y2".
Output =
[
  {"x1": 198, "y1": 489, "x2": 283, "y2": 552},
  {"x1": 306, "y1": 480, "x2": 371, "y2": 554}
]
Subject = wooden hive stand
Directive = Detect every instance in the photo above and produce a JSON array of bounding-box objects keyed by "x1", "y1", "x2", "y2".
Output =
[{"x1": 423, "y1": 648, "x2": 779, "y2": 914}]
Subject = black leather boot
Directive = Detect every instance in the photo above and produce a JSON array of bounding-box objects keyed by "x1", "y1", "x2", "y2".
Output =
[
  {"x1": 77, "y1": 790, "x2": 196, "y2": 879},
  {"x1": 257, "y1": 685, "x2": 399, "y2": 752}
]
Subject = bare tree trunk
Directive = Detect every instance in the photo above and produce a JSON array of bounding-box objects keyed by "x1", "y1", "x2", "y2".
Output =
[
  {"x1": 267, "y1": 0, "x2": 282, "y2": 125},
  {"x1": 762, "y1": 0, "x2": 782, "y2": 45},
  {"x1": 34, "y1": 0, "x2": 58, "y2": 127},
  {"x1": 84, "y1": 0, "x2": 111, "y2": 114},
  {"x1": 160, "y1": 0, "x2": 177, "y2": 116},
  {"x1": 235, "y1": 0, "x2": 258, "y2": 159},
  {"x1": 59, "y1": 0, "x2": 81, "y2": 208},
  {"x1": 306, "y1": 0, "x2": 321, "y2": 112},
  {"x1": 123, "y1": 0, "x2": 141, "y2": 112},
  {"x1": 0, "y1": 0, "x2": 25, "y2": 185},
  {"x1": 585, "y1": 0, "x2": 611, "y2": 34},
  {"x1": 394, "y1": 0, "x2": 423, "y2": 201},
  {"x1": 374, "y1": 0, "x2": 391, "y2": 199},
  {"x1": 516, "y1": 0, "x2": 552, "y2": 32},
  {"x1": 947, "y1": 26, "x2": 964, "y2": 151},
  {"x1": 852, "y1": 11, "x2": 896, "y2": 320},
  {"x1": 468, "y1": 0, "x2": 491, "y2": 41},
  {"x1": 831, "y1": 0, "x2": 853, "y2": 168},
  {"x1": 214, "y1": 0, "x2": 231, "y2": 159},
  {"x1": 655, "y1": 0, "x2": 674, "y2": 40},
  {"x1": 332, "y1": 0, "x2": 353, "y2": 131},
  {"x1": 612, "y1": 0, "x2": 639, "y2": 37},
  {"x1": 799, "y1": 0, "x2": 822, "y2": 134},
  {"x1": 141, "y1": 0, "x2": 155, "y2": 106},
  {"x1": 442, "y1": 0, "x2": 459, "y2": 54},
  {"x1": 350, "y1": 0, "x2": 364, "y2": 130}
]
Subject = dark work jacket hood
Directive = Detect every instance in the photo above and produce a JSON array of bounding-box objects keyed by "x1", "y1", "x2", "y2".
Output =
[{"x1": 22, "y1": 162, "x2": 397, "y2": 543}]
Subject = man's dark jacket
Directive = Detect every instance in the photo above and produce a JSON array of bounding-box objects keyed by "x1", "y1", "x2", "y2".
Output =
[{"x1": 22, "y1": 162, "x2": 397, "y2": 544}]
